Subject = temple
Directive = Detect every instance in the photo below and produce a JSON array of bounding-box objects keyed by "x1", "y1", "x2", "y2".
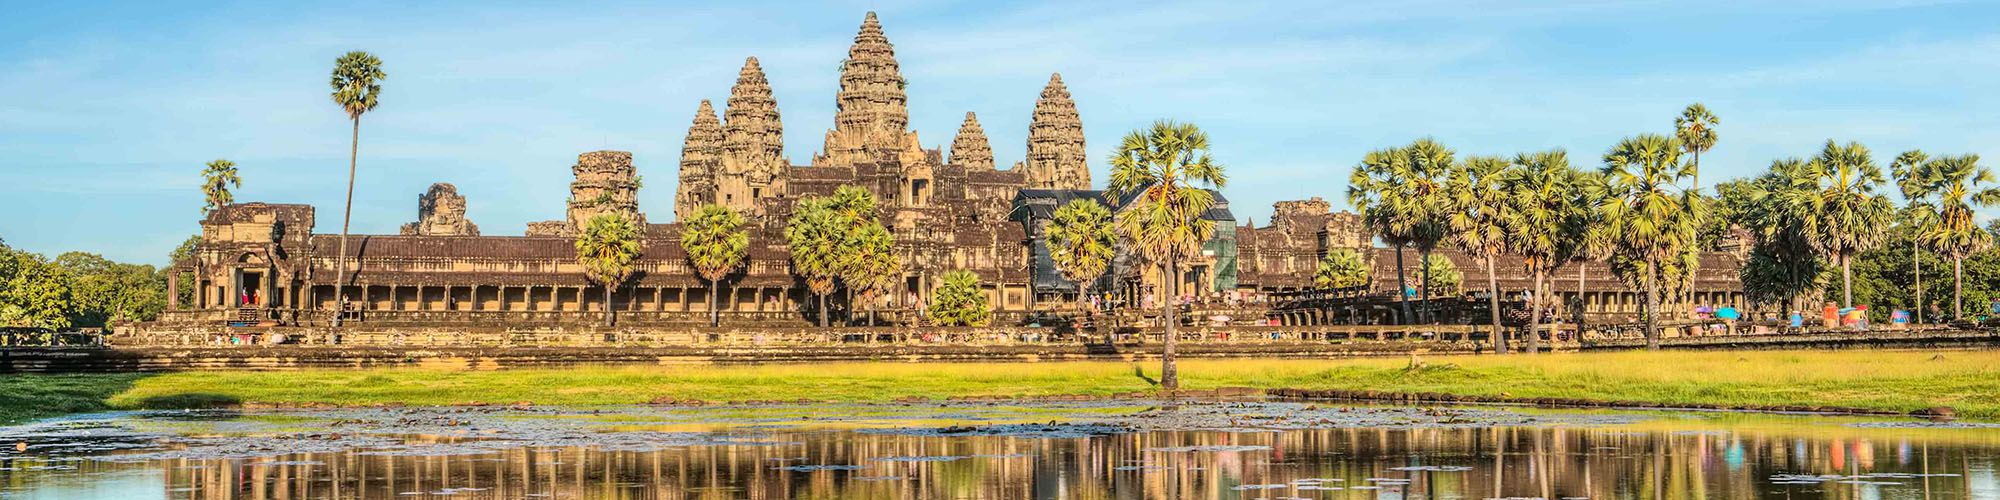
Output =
[{"x1": 152, "y1": 12, "x2": 1747, "y2": 332}]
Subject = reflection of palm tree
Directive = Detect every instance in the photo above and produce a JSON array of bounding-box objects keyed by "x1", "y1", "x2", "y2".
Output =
[
  {"x1": 1448, "y1": 155, "x2": 1512, "y2": 353},
  {"x1": 1777, "y1": 140, "x2": 1892, "y2": 308},
  {"x1": 1107, "y1": 120, "x2": 1227, "y2": 392}
]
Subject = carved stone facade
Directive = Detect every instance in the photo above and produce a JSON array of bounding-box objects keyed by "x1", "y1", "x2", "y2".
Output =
[
  {"x1": 949, "y1": 112, "x2": 995, "y2": 171},
  {"x1": 673, "y1": 100, "x2": 723, "y2": 221},
  {"x1": 1023, "y1": 74, "x2": 1089, "y2": 190},
  {"x1": 401, "y1": 183, "x2": 479, "y2": 237}
]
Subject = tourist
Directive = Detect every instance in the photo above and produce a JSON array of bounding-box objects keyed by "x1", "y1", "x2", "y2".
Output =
[
  {"x1": 1890, "y1": 309, "x2": 1909, "y2": 330},
  {"x1": 1821, "y1": 302, "x2": 1838, "y2": 328},
  {"x1": 1789, "y1": 310, "x2": 1804, "y2": 331},
  {"x1": 1715, "y1": 305, "x2": 1739, "y2": 333}
]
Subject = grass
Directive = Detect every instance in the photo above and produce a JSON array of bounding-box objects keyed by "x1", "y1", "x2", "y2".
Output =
[{"x1": 3, "y1": 349, "x2": 1999, "y2": 423}]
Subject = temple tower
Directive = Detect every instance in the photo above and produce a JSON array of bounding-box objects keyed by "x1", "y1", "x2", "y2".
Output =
[
  {"x1": 718, "y1": 57, "x2": 787, "y2": 214},
  {"x1": 949, "y1": 112, "x2": 995, "y2": 170},
  {"x1": 1024, "y1": 73, "x2": 1089, "y2": 190},
  {"x1": 565, "y1": 150, "x2": 644, "y2": 231},
  {"x1": 817, "y1": 12, "x2": 916, "y2": 166},
  {"x1": 401, "y1": 183, "x2": 479, "y2": 236},
  {"x1": 674, "y1": 100, "x2": 723, "y2": 221}
]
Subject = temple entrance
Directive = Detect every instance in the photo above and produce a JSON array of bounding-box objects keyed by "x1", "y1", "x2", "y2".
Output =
[{"x1": 238, "y1": 271, "x2": 263, "y2": 307}]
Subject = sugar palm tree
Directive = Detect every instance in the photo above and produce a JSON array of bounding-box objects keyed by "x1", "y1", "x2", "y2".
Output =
[
  {"x1": 1601, "y1": 134, "x2": 1692, "y2": 349},
  {"x1": 1418, "y1": 254, "x2": 1462, "y2": 295},
  {"x1": 1502, "y1": 150, "x2": 1585, "y2": 354},
  {"x1": 1889, "y1": 149, "x2": 1932, "y2": 323},
  {"x1": 1401, "y1": 140, "x2": 1455, "y2": 323},
  {"x1": 680, "y1": 204, "x2": 748, "y2": 328},
  {"x1": 1046, "y1": 198, "x2": 1116, "y2": 314},
  {"x1": 575, "y1": 214, "x2": 641, "y2": 327},
  {"x1": 1675, "y1": 103, "x2": 1719, "y2": 190},
  {"x1": 1776, "y1": 140, "x2": 1893, "y2": 308},
  {"x1": 1915, "y1": 154, "x2": 2000, "y2": 320},
  {"x1": 1313, "y1": 248, "x2": 1370, "y2": 289},
  {"x1": 1348, "y1": 148, "x2": 1417, "y2": 322},
  {"x1": 200, "y1": 159, "x2": 240, "y2": 215},
  {"x1": 1106, "y1": 120, "x2": 1227, "y2": 392},
  {"x1": 1447, "y1": 155, "x2": 1513, "y2": 353},
  {"x1": 329, "y1": 51, "x2": 384, "y2": 326},
  {"x1": 841, "y1": 221, "x2": 901, "y2": 326},
  {"x1": 785, "y1": 197, "x2": 845, "y2": 328}
]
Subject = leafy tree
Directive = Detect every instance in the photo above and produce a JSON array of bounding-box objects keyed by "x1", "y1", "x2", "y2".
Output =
[
  {"x1": 1046, "y1": 199, "x2": 1116, "y2": 313},
  {"x1": 1777, "y1": 140, "x2": 1893, "y2": 308},
  {"x1": 840, "y1": 221, "x2": 902, "y2": 326},
  {"x1": 1418, "y1": 254, "x2": 1461, "y2": 296},
  {"x1": 926, "y1": 270, "x2": 992, "y2": 327},
  {"x1": 1912, "y1": 154, "x2": 2000, "y2": 319},
  {"x1": 1, "y1": 247, "x2": 76, "y2": 331},
  {"x1": 1600, "y1": 133, "x2": 1695, "y2": 348},
  {"x1": 168, "y1": 235, "x2": 200, "y2": 308},
  {"x1": 786, "y1": 197, "x2": 847, "y2": 327},
  {"x1": 1106, "y1": 120, "x2": 1227, "y2": 392},
  {"x1": 1889, "y1": 149, "x2": 1933, "y2": 323},
  {"x1": 1313, "y1": 248, "x2": 1371, "y2": 289},
  {"x1": 200, "y1": 159, "x2": 240, "y2": 215},
  {"x1": 679, "y1": 204, "x2": 748, "y2": 328},
  {"x1": 1349, "y1": 139, "x2": 1452, "y2": 323},
  {"x1": 1447, "y1": 155, "x2": 1513, "y2": 352},
  {"x1": 54, "y1": 252, "x2": 165, "y2": 328},
  {"x1": 1722, "y1": 159, "x2": 1829, "y2": 313},
  {"x1": 1501, "y1": 150, "x2": 1587, "y2": 354},
  {"x1": 575, "y1": 214, "x2": 642, "y2": 327},
  {"x1": 329, "y1": 50, "x2": 385, "y2": 326}
]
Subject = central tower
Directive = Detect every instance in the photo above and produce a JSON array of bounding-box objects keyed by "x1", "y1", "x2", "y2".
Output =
[{"x1": 816, "y1": 12, "x2": 917, "y2": 166}]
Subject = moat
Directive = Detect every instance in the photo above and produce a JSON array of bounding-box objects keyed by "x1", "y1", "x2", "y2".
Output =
[{"x1": 1, "y1": 400, "x2": 1995, "y2": 499}]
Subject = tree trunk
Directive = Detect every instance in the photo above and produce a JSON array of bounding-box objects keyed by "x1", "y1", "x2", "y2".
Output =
[
  {"x1": 1955, "y1": 257, "x2": 1965, "y2": 321},
  {"x1": 1161, "y1": 255, "x2": 1179, "y2": 392},
  {"x1": 1394, "y1": 245, "x2": 1413, "y2": 324},
  {"x1": 708, "y1": 278, "x2": 721, "y2": 328},
  {"x1": 1486, "y1": 255, "x2": 1506, "y2": 354},
  {"x1": 1527, "y1": 269, "x2": 1544, "y2": 355},
  {"x1": 818, "y1": 293, "x2": 829, "y2": 328},
  {"x1": 603, "y1": 285, "x2": 615, "y2": 327},
  {"x1": 333, "y1": 118, "x2": 361, "y2": 327},
  {"x1": 1419, "y1": 249, "x2": 1433, "y2": 324},
  {"x1": 1644, "y1": 271, "x2": 1661, "y2": 350},
  {"x1": 1913, "y1": 238, "x2": 1923, "y2": 325},
  {"x1": 1577, "y1": 262, "x2": 1588, "y2": 334},
  {"x1": 1841, "y1": 255, "x2": 1854, "y2": 308}
]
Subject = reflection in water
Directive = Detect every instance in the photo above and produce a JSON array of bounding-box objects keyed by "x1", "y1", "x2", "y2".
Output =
[{"x1": 2, "y1": 405, "x2": 1998, "y2": 499}]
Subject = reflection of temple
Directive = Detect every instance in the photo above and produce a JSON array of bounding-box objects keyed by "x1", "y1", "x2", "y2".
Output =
[{"x1": 153, "y1": 12, "x2": 1744, "y2": 331}]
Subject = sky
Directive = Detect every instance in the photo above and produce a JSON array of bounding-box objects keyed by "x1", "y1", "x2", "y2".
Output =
[{"x1": 2, "y1": 0, "x2": 1996, "y2": 265}]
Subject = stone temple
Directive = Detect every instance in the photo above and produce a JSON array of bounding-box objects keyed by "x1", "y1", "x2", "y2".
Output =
[{"x1": 153, "y1": 12, "x2": 1748, "y2": 331}]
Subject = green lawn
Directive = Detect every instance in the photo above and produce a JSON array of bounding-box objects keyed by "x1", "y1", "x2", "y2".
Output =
[{"x1": 4, "y1": 349, "x2": 1998, "y2": 423}]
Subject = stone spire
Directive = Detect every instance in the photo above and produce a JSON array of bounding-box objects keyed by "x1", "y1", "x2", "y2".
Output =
[
  {"x1": 833, "y1": 12, "x2": 908, "y2": 137},
  {"x1": 723, "y1": 57, "x2": 784, "y2": 161},
  {"x1": 675, "y1": 100, "x2": 723, "y2": 221},
  {"x1": 1025, "y1": 73, "x2": 1089, "y2": 190},
  {"x1": 400, "y1": 183, "x2": 479, "y2": 236},
  {"x1": 950, "y1": 112, "x2": 994, "y2": 170}
]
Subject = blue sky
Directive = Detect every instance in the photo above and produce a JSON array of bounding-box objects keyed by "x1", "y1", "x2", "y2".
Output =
[{"x1": 3, "y1": 0, "x2": 1995, "y2": 265}]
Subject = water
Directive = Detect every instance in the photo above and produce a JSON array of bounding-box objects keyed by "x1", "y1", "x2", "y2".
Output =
[{"x1": 1, "y1": 400, "x2": 1996, "y2": 499}]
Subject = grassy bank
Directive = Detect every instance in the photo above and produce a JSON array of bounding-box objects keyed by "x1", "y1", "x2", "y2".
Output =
[{"x1": 3, "y1": 349, "x2": 1998, "y2": 423}]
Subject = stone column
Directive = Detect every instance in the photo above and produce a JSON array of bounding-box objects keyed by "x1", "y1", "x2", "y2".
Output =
[{"x1": 167, "y1": 271, "x2": 180, "y2": 310}]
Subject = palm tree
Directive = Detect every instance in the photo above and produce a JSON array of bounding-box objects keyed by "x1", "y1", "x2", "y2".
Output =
[
  {"x1": 1401, "y1": 140, "x2": 1455, "y2": 323},
  {"x1": 1890, "y1": 149, "x2": 1932, "y2": 323},
  {"x1": 1600, "y1": 134, "x2": 1692, "y2": 349},
  {"x1": 1675, "y1": 103, "x2": 1719, "y2": 190},
  {"x1": 575, "y1": 214, "x2": 641, "y2": 327},
  {"x1": 1047, "y1": 199, "x2": 1116, "y2": 315},
  {"x1": 785, "y1": 197, "x2": 845, "y2": 328},
  {"x1": 329, "y1": 51, "x2": 384, "y2": 326},
  {"x1": 200, "y1": 159, "x2": 241, "y2": 215},
  {"x1": 841, "y1": 221, "x2": 901, "y2": 327},
  {"x1": 1348, "y1": 148, "x2": 1417, "y2": 322},
  {"x1": 1418, "y1": 254, "x2": 1462, "y2": 295},
  {"x1": 927, "y1": 270, "x2": 993, "y2": 327},
  {"x1": 679, "y1": 204, "x2": 748, "y2": 328},
  {"x1": 1915, "y1": 154, "x2": 2000, "y2": 320},
  {"x1": 1313, "y1": 248, "x2": 1370, "y2": 289},
  {"x1": 1776, "y1": 140, "x2": 1893, "y2": 308},
  {"x1": 1106, "y1": 120, "x2": 1227, "y2": 393},
  {"x1": 1502, "y1": 150, "x2": 1585, "y2": 354},
  {"x1": 1447, "y1": 155, "x2": 1513, "y2": 353},
  {"x1": 1567, "y1": 170, "x2": 1614, "y2": 329}
]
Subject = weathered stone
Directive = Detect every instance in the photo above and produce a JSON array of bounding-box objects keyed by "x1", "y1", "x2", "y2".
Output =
[
  {"x1": 674, "y1": 100, "x2": 723, "y2": 221},
  {"x1": 1024, "y1": 73, "x2": 1088, "y2": 190},
  {"x1": 400, "y1": 183, "x2": 479, "y2": 236},
  {"x1": 950, "y1": 112, "x2": 994, "y2": 170},
  {"x1": 565, "y1": 151, "x2": 644, "y2": 231}
]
